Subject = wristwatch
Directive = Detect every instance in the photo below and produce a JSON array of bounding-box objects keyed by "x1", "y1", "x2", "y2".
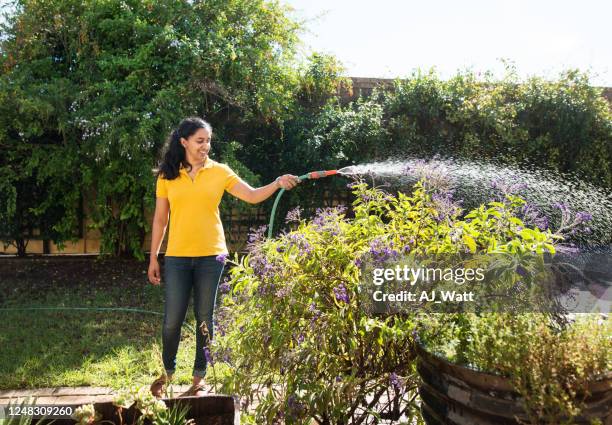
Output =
[{"x1": 275, "y1": 176, "x2": 282, "y2": 189}]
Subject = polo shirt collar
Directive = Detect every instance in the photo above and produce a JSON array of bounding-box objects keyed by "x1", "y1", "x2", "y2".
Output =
[{"x1": 179, "y1": 158, "x2": 214, "y2": 176}]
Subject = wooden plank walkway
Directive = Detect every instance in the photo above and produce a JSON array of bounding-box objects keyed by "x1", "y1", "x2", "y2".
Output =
[{"x1": 0, "y1": 385, "x2": 203, "y2": 406}]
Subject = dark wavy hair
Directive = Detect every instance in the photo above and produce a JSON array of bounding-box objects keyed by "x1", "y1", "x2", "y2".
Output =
[{"x1": 157, "y1": 117, "x2": 213, "y2": 180}]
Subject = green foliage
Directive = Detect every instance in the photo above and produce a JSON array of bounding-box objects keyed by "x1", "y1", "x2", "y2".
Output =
[
  {"x1": 112, "y1": 386, "x2": 190, "y2": 425},
  {"x1": 296, "y1": 53, "x2": 351, "y2": 107},
  {"x1": 231, "y1": 52, "x2": 354, "y2": 179},
  {"x1": 217, "y1": 140, "x2": 261, "y2": 218},
  {"x1": 382, "y1": 68, "x2": 453, "y2": 157},
  {"x1": 421, "y1": 314, "x2": 611, "y2": 424},
  {"x1": 269, "y1": 96, "x2": 386, "y2": 223},
  {"x1": 0, "y1": 0, "x2": 301, "y2": 257},
  {"x1": 222, "y1": 54, "x2": 362, "y2": 232},
  {"x1": 1, "y1": 0, "x2": 610, "y2": 259},
  {"x1": 0, "y1": 11, "x2": 83, "y2": 254},
  {"x1": 380, "y1": 67, "x2": 612, "y2": 187},
  {"x1": 0, "y1": 122, "x2": 81, "y2": 255},
  {"x1": 72, "y1": 387, "x2": 192, "y2": 425},
  {"x1": 212, "y1": 179, "x2": 558, "y2": 424},
  {"x1": 295, "y1": 97, "x2": 388, "y2": 167},
  {"x1": 242, "y1": 67, "x2": 611, "y2": 241}
]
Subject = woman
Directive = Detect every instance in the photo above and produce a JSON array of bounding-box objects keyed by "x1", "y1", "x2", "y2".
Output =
[{"x1": 147, "y1": 117, "x2": 299, "y2": 397}]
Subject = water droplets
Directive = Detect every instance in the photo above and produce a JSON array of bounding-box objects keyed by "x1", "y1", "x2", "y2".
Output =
[{"x1": 340, "y1": 157, "x2": 612, "y2": 246}]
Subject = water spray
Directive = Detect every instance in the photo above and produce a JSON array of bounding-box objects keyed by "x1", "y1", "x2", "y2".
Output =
[
  {"x1": 267, "y1": 158, "x2": 612, "y2": 244},
  {"x1": 336, "y1": 166, "x2": 359, "y2": 176}
]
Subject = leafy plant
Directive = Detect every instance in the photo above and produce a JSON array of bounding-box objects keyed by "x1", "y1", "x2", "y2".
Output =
[
  {"x1": 420, "y1": 314, "x2": 611, "y2": 425},
  {"x1": 381, "y1": 67, "x2": 612, "y2": 188},
  {"x1": 0, "y1": 0, "x2": 302, "y2": 257},
  {"x1": 212, "y1": 175, "x2": 567, "y2": 424},
  {"x1": 72, "y1": 404, "x2": 102, "y2": 425},
  {"x1": 110, "y1": 386, "x2": 193, "y2": 425}
]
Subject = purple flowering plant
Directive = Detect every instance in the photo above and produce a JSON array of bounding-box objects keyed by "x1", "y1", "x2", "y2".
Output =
[{"x1": 210, "y1": 178, "x2": 582, "y2": 424}]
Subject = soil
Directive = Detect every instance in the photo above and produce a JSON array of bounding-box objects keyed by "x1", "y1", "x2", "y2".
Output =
[{"x1": 0, "y1": 255, "x2": 153, "y2": 303}]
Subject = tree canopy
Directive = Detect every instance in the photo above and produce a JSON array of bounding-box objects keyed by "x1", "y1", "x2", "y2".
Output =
[{"x1": 0, "y1": 0, "x2": 303, "y2": 257}]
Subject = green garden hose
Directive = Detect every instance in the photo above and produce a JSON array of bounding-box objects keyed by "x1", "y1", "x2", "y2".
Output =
[
  {"x1": 0, "y1": 306, "x2": 195, "y2": 333},
  {"x1": 268, "y1": 169, "x2": 339, "y2": 238}
]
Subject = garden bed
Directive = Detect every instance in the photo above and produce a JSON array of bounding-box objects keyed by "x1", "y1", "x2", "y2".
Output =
[
  {"x1": 37, "y1": 396, "x2": 240, "y2": 425},
  {"x1": 0, "y1": 256, "x2": 151, "y2": 301}
]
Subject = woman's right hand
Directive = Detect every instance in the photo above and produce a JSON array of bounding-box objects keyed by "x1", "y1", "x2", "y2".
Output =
[{"x1": 148, "y1": 258, "x2": 161, "y2": 285}]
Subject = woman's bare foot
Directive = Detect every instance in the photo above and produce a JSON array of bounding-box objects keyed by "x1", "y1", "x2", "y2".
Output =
[
  {"x1": 150, "y1": 374, "x2": 172, "y2": 398},
  {"x1": 179, "y1": 377, "x2": 207, "y2": 397}
]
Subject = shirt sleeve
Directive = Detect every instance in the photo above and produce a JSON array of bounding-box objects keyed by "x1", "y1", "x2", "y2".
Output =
[
  {"x1": 156, "y1": 176, "x2": 168, "y2": 198},
  {"x1": 221, "y1": 164, "x2": 241, "y2": 191}
]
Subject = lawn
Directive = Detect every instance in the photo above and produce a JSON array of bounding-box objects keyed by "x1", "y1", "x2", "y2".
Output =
[{"x1": 0, "y1": 257, "x2": 219, "y2": 390}]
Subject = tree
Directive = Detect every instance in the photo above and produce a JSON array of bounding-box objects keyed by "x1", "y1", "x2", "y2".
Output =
[
  {"x1": 0, "y1": 0, "x2": 301, "y2": 258},
  {"x1": 0, "y1": 30, "x2": 81, "y2": 255}
]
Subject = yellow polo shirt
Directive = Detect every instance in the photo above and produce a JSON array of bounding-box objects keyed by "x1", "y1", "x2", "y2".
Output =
[{"x1": 156, "y1": 159, "x2": 241, "y2": 256}]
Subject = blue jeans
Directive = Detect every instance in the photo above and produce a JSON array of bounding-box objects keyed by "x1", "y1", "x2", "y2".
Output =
[{"x1": 162, "y1": 256, "x2": 224, "y2": 377}]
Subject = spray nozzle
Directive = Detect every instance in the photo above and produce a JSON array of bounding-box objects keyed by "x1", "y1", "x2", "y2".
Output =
[{"x1": 305, "y1": 170, "x2": 338, "y2": 179}]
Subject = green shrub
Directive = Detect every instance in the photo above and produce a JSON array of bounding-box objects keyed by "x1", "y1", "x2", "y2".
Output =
[
  {"x1": 0, "y1": 0, "x2": 302, "y2": 257},
  {"x1": 381, "y1": 68, "x2": 612, "y2": 187},
  {"x1": 212, "y1": 177, "x2": 564, "y2": 424},
  {"x1": 420, "y1": 313, "x2": 611, "y2": 424}
]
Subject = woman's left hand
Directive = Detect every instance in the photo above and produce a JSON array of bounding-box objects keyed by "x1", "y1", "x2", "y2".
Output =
[{"x1": 276, "y1": 174, "x2": 300, "y2": 190}]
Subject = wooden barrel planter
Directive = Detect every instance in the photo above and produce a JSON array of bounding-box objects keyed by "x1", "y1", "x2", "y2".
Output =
[
  {"x1": 38, "y1": 395, "x2": 239, "y2": 425},
  {"x1": 416, "y1": 343, "x2": 612, "y2": 425}
]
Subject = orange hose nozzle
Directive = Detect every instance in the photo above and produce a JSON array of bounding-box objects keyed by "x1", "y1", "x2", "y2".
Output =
[{"x1": 308, "y1": 170, "x2": 338, "y2": 179}]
